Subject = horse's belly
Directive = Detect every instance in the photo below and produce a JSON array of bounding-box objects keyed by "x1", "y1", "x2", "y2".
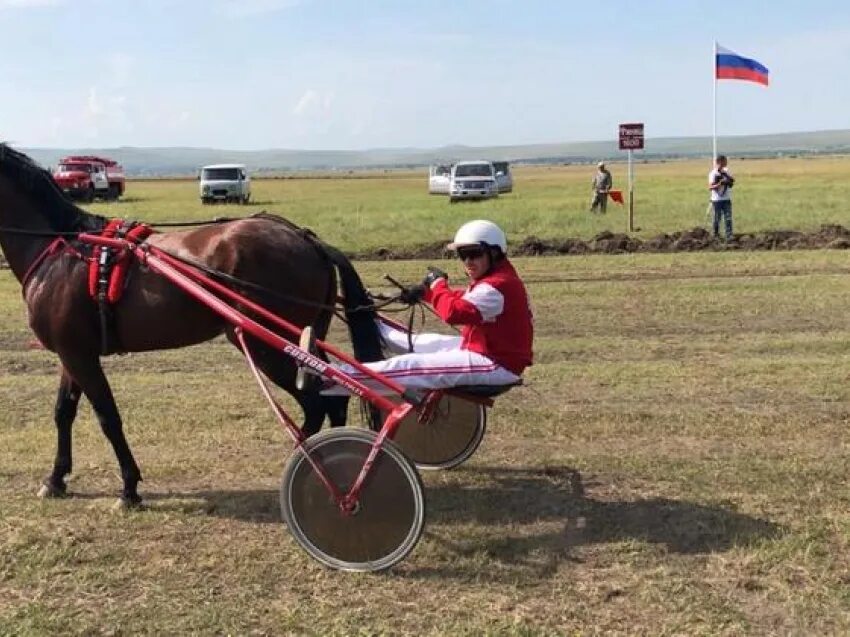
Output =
[{"x1": 113, "y1": 268, "x2": 225, "y2": 352}]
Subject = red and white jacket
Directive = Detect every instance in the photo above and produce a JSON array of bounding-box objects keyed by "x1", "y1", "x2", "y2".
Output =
[{"x1": 423, "y1": 259, "x2": 533, "y2": 375}]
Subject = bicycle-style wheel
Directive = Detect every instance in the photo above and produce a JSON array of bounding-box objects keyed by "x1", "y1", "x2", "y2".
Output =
[
  {"x1": 390, "y1": 395, "x2": 487, "y2": 471},
  {"x1": 280, "y1": 429, "x2": 425, "y2": 572}
]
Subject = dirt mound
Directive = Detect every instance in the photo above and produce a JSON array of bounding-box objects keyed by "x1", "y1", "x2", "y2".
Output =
[
  {"x1": 503, "y1": 224, "x2": 850, "y2": 259},
  {"x1": 1, "y1": 225, "x2": 848, "y2": 270}
]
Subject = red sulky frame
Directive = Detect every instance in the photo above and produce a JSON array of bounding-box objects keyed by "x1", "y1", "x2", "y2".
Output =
[{"x1": 78, "y1": 232, "x2": 418, "y2": 513}]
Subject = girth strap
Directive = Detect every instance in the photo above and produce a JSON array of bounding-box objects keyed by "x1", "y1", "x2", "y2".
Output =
[{"x1": 86, "y1": 219, "x2": 154, "y2": 354}]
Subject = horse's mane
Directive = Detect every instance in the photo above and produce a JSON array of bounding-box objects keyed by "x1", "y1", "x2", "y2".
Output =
[{"x1": 0, "y1": 143, "x2": 106, "y2": 233}]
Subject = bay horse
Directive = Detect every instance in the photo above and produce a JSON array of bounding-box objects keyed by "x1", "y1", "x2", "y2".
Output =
[{"x1": 0, "y1": 144, "x2": 379, "y2": 507}]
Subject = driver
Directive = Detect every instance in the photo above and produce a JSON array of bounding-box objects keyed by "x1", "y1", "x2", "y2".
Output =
[{"x1": 318, "y1": 219, "x2": 533, "y2": 394}]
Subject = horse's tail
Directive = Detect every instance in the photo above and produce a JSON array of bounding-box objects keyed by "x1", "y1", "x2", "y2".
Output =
[{"x1": 319, "y1": 243, "x2": 384, "y2": 363}]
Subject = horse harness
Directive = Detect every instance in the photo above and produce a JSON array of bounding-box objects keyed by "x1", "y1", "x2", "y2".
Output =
[
  {"x1": 17, "y1": 218, "x2": 152, "y2": 355},
  {"x1": 87, "y1": 219, "x2": 153, "y2": 354},
  {"x1": 17, "y1": 212, "x2": 397, "y2": 356}
]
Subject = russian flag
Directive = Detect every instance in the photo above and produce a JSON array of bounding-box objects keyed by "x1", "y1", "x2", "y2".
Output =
[{"x1": 716, "y1": 44, "x2": 769, "y2": 86}]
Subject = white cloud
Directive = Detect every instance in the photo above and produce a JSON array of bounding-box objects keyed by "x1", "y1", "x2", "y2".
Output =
[
  {"x1": 82, "y1": 87, "x2": 131, "y2": 141},
  {"x1": 293, "y1": 89, "x2": 318, "y2": 116},
  {"x1": 293, "y1": 89, "x2": 334, "y2": 118},
  {"x1": 214, "y1": 0, "x2": 300, "y2": 17},
  {"x1": 86, "y1": 87, "x2": 104, "y2": 117}
]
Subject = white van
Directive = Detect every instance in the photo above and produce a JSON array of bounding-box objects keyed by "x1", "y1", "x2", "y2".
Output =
[
  {"x1": 449, "y1": 160, "x2": 499, "y2": 203},
  {"x1": 199, "y1": 164, "x2": 251, "y2": 204}
]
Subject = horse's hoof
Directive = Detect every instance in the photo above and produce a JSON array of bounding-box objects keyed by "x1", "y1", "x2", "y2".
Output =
[
  {"x1": 111, "y1": 496, "x2": 145, "y2": 512},
  {"x1": 37, "y1": 482, "x2": 66, "y2": 499}
]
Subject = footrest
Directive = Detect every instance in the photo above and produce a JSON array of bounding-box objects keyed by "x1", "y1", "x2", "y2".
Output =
[{"x1": 295, "y1": 326, "x2": 319, "y2": 392}]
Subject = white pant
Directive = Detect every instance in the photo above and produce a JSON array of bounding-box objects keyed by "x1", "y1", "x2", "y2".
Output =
[{"x1": 320, "y1": 321, "x2": 520, "y2": 395}]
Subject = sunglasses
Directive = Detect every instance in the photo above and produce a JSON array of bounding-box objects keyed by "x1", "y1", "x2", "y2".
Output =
[{"x1": 457, "y1": 247, "x2": 486, "y2": 261}]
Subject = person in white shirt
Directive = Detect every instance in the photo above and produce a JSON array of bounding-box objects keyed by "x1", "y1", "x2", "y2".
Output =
[{"x1": 708, "y1": 155, "x2": 735, "y2": 241}]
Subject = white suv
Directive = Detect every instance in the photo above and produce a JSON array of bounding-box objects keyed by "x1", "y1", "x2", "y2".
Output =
[
  {"x1": 199, "y1": 164, "x2": 251, "y2": 204},
  {"x1": 449, "y1": 160, "x2": 499, "y2": 203}
]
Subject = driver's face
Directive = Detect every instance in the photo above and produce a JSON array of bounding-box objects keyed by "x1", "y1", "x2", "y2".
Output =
[{"x1": 458, "y1": 247, "x2": 490, "y2": 280}]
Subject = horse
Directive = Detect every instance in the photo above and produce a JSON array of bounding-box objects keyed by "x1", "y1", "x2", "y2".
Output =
[{"x1": 0, "y1": 144, "x2": 378, "y2": 507}]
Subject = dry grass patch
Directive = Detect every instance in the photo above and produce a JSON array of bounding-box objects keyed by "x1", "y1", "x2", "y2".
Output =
[{"x1": 1, "y1": 251, "x2": 850, "y2": 635}]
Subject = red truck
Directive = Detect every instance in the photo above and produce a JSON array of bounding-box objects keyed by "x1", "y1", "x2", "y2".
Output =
[{"x1": 52, "y1": 155, "x2": 126, "y2": 201}]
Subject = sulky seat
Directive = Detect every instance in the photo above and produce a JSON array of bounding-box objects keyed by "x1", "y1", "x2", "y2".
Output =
[{"x1": 448, "y1": 380, "x2": 523, "y2": 398}]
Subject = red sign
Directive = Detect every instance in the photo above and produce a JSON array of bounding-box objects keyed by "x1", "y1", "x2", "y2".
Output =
[{"x1": 619, "y1": 123, "x2": 644, "y2": 150}]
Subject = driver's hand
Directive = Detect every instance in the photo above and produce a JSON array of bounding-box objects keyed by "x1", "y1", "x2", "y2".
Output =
[
  {"x1": 398, "y1": 284, "x2": 426, "y2": 304},
  {"x1": 423, "y1": 266, "x2": 448, "y2": 288}
]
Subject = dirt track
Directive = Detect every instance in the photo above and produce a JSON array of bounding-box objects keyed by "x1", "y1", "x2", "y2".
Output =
[
  {"x1": 1, "y1": 225, "x2": 848, "y2": 270},
  {"x1": 353, "y1": 224, "x2": 850, "y2": 260}
]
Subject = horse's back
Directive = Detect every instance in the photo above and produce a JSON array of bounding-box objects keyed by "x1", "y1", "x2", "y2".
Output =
[{"x1": 116, "y1": 217, "x2": 334, "y2": 352}]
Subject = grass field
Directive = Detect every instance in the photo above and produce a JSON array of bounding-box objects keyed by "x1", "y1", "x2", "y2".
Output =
[
  {"x1": 1, "y1": 160, "x2": 850, "y2": 634},
  {"x1": 87, "y1": 156, "x2": 850, "y2": 253}
]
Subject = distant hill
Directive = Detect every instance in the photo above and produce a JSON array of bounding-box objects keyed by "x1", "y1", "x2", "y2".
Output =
[{"x1": 22, "y1": 129, "x2": 850, "y2": 177}]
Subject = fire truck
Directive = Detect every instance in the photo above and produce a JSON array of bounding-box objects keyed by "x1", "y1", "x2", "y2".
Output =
[{"x1": 52, "y1": 155, "x2": 126, "y2": 201}]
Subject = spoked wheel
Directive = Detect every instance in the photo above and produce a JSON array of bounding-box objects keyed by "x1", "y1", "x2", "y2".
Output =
[
  {"x1": 390, "y1": 395, "x2": 487, "y2": 471},
  {"x1": 280, "y1": 429, "x2": 425, "y2": 572}
]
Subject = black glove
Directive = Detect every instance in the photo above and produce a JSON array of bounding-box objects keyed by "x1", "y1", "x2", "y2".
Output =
[
  {"x1": 422, "y1": 266, "x2": 448, "y2": 288},
  {"x1": 398, "y1": 283, "x2": 425, "y2": 304}
]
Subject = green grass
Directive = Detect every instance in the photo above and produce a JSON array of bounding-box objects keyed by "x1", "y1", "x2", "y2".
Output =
[
  {"x1": 87, "y1": 156, "x2": 850, "y2": 254},
  {"x1": 2, "y1": 244, "x2": 850, "y2": 634},
  {"x1": 2, "y1": 161, "x2": 850, "y2": 633}
]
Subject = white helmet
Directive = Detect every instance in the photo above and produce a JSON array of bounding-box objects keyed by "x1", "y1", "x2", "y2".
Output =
[{"x1": 448, "y1": 220, "x2": 507, "y2": 253}]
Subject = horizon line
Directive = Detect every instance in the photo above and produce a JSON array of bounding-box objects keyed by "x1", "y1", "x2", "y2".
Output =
[{"x1": 20, "y1": 127, "x2": 850, "y2": 154}]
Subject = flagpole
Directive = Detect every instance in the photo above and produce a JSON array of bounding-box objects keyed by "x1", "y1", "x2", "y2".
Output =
[{"x1": 712, "y1": 40, "x2": 718, "y2": 161}]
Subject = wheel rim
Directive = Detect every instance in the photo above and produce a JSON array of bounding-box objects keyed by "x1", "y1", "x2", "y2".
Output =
[
  {"x1": 281, "y1": 430, "x2": 425, "y2": 571},
  {"x1": 391, "y1": 396, "x2": 486, "y2": 470}
]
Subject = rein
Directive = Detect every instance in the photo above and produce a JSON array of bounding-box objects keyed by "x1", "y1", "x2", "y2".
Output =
[
  {"x1": 1, "y1": 221, "x2": 415, "y2": 317},
  {"x1": 0, "y1": 226, "x2": 83, "y2": 237},
  {"x1": 149, "y1": 243, "x2": 406, "y2": 318},
  {"x1": 0, "y1": 216, "x2": 231, "y2": 237}
]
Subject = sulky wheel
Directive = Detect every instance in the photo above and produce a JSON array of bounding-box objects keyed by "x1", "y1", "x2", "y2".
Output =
[
  {"x1": 390, "y1": 395, "x2": 487, "y2": 471},
  {"x1": 280, "y1": 428, "x2": 425, "y2": 572}
]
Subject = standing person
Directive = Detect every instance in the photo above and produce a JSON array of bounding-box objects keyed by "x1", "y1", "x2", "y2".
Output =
[
  {"x1": 708, "y1": 155, "x2": 735, "y2": 241},
  {"x1": 590, "y1": 161, "x2": 613, "y2": 214},
  {"x1": 314, "y1": 220, "x2": 534, "y2": 395}
]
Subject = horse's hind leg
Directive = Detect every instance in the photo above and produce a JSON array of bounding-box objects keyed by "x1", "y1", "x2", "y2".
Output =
[
  {"x1": 297, "y1": 391, "x2": 330, "y2": 438},
  {"x1": 239, "y1": 345, "x2": 328, "y2": 437},
  {"x1": 321, "y1": 396, "x2": 349, "y2": 428},
  {"x1": 58, "y1": 354, "x2": 143, "y2": 507},
  {"x1": 38, "y1": 369, "x2": 82, "y2": 498},
  {"x1": 226, "y1": 329, "x2": 335, "y2": 437}
]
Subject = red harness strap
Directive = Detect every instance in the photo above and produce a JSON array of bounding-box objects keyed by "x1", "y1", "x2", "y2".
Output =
[
  {"x1": 87, "y1": 219, "x2": 154, "y2": 303},
  {"x1": 21, "y1": 237, "x2": 68, "y2": 292}
]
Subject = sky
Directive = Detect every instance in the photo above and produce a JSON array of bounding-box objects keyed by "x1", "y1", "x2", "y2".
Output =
[{"x1": 1, "y1": 0, "x2": 849, "y2": 150}]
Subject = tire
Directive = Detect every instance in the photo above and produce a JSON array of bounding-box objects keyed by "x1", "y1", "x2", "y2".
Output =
[
  {"x1": 242, "y1": 194, "x2": 250, "y2": 204},
  {"x1": 84, "y1": 185, "x2": 95, "y2": 203},
  {"x1": 388, "y1": 395, "x2": 487, "y2": 470},
  {"x1": 108, "y1": 184, "x2": 120, "y2": 200},
  {"x1": 280, "y1": 429, "x2": 425, "y2": 572},
  {"x1": 201, "y1": 198, "x2": 211, "y2": 205}
]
